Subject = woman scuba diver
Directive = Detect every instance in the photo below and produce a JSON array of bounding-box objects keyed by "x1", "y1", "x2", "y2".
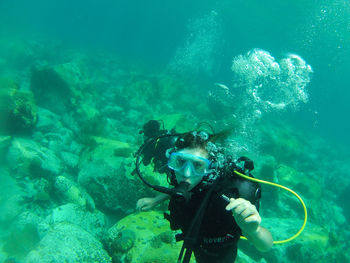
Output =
[{"x1": 135, "y1": 121, "x2": 273, "y2": 263}]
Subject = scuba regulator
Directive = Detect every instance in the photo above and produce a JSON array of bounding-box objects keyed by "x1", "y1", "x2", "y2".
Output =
[{"x1": 135, "y1": 132, "x2": 194, "y2": 202}]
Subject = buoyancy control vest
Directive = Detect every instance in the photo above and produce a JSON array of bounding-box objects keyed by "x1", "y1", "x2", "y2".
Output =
[{"x1": 166, "y1": 167, "x2": 261, "y2": 247}]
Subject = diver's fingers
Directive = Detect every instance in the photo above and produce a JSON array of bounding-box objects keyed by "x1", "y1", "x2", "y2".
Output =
[
  {"x1": 136, "y1": 198, "x2": 148, "y2": 211},
  {"x1": 136, "y1": 200, "x2": 141, "y2": 209},
  {"x1": 240, "y1": 207, "x2": 257, "y2": 219},
  {"x1": 225, "y1": 198, "x2": 248, "y2": 211},
  {"x1": 232, "y1": 202, "x2": 251, "y2": 216},
  {"x1": 244, "y1": 214, "x2": 261, "y2": 224}
]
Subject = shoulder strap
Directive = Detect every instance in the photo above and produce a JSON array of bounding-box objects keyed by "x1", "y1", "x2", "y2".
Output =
[{"x1": 177, "y1": 182, "x2": 217, "y2": 263}]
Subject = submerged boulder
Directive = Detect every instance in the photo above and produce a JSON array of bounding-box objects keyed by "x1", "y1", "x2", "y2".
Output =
[
  {"x1": 6, "y1": 138, "x2": 62, "y2": 178},
  {"x1": 104, "y1": 211, "x2": 195, "y2": 263},
  {"x1": 78, "y1": 157, "x2": 139, "y2": 213},
  {"x1": 24, "y1": 222, "x2": 111, "y2": 263},
  {"x1": 30, "y1": 62, "x2": 100, "y2": 138},
  {"x1": 30, "y1": 67, "x2": 72, "y2": 114},
  {"x1": 77, "y1": 136, "x2": 150, "y2": 213},
  {"x1": 38, "y1": 203, "x2": 106, "y2": 240}
]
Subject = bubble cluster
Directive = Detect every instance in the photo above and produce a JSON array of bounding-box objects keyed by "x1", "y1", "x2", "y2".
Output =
[
  {"x1": 231, "y1": 49, "x2": 313, "y2": 112},
  {"x1": 168, "y1": 11, "x2": 222, "y2": 77}
]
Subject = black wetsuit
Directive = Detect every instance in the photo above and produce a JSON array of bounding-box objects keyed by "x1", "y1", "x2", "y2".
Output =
[{"x1": 168, "y1": 171, "x2": 261, "y2": 263}]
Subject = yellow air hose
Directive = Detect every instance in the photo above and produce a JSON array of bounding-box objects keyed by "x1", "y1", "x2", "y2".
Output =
[{"x1": 234, "y1": 170, "x2": 308, "y2": 244}]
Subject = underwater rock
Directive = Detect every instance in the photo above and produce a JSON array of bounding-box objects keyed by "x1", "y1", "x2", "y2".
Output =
[
  {"x1": 156, "y1": 74, "x2": 188, "y2": 101},
  {"x1": 24, "y1": 222, "x2": 111, "y2": 263},
  {"x1": 77, "y1": 137, "x2": 149, "y2": 213},
  {"x1": 123, "y1": 78, "x2": 156, "y2": 108},
  {"x1": 38, "y1": 203, "x2": 106, "y2": 240},
  {"x1": 0, "y1": 135, "x2": 11, "y2": 160},
  {"x1": 102, "y1": 118, "x2": 136, "y2": 143},
  {"x1": 256, "y1": 155, "x2": 277, "y2": 181},
  {"x1": 115, "y1": 73, "x2": 188, "y2": 120},
  {"x1": 30, "y1": 67, "x2": 73, "y2": 114},
  {"x1": 0, "y1": 87, "x2": 38, "y2": 135},
  {"x1": 102, "y1": 104, "x2": 124, "y2": 119},
  {"x1": 33, "y1": 108, "x2": 76, "y2": 153},
  {"x1": 33, "y1": 108, "x2": 81, "y2": 154},
  {"x1": 275, "y1": 164, "x2": 322, "y2": 200},
  {"x1": 153, "y1": 113, "x2": 194, "y2": 133},
  {"x1": 59, "y1": 151, "x2": 79, "y2": 171},
  {"x1": 34, "y1": 107, "x2": 62, "y2": 133},
  {"x1": 54, "y1": 61, "x2": 91, "y2": 92},
  {"x1": 78, "y1": 157, "x2": 141, "y2": 213},
  {"x1": 54, "y1": 175, "x2": 95, "y2": 210},
  {"x1": 0, "y1": 168, "x2": 23, "y2": 223},
  {"x1": 259, "y1": 124, "x2": 305, "y2": 166},
  {"x1": 31, "y1": 178, "x2": 52, "y2": 204},
  {"x1": 104, "y1": 211, "x2": 194, "y2": 263},
  {"x1": 6, "y1": 138, "x2": 62, "y2": 178},
  {"x1": 89, "y1": 136, "x2": 135, "y2": 158},
  {"x1": 10, "y1": 211, "x2": 42, "y2": 232},
  {"x1": 74, "y1": 101, "x2": 106, "y2": 136},
  {"x1": 30, "y1": 60, "x2": 94, "y2": 127}
]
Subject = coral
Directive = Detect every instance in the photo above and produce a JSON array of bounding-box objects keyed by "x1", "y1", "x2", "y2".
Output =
[
  {"x1": 159, "y1": 230, "x2": 175, "y2": 244},
  {"x1": 0, "y1": 87, "x2": 37, "y2": 135},
  {"x1": 104, "y1": 211, "x2": 195, "y2": 263},
  {"x1": 54, "y1": 175, "x2": 94, "y2": 208},
  {"x1": 111, "y1": 229, "x2": 135, "y2": 253}
]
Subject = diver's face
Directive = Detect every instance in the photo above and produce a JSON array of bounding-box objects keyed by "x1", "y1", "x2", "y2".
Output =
[{"x1": 172, "y1": 148, "x2": 210, "y2": 190}]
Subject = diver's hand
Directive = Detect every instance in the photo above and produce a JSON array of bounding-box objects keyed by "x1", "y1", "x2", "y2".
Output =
[
  {"x1": 225, "y1": 198, "x2": 261, "y2": 235},
  {"x1": 136, "y1": 197, "x2": 157, "y2": 211}
]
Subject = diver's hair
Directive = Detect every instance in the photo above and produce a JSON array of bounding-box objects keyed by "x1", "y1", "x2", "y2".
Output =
[{"x1": 174, "y1": 130, "x2": 231, "y2": 150}]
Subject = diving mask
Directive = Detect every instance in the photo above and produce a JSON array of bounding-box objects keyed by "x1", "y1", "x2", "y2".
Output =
[{"x1": 168, "y1": 152, "x2": 212, "y2": 177}]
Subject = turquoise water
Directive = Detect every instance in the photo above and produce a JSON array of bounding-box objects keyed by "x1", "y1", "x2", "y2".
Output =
[{"x1": 0, "y1": 1, "x2": 349, "y2": 262}]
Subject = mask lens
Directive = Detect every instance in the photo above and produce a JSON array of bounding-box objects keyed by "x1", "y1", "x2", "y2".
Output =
[{"x1": 168, "y1": 152, "x2": 211, "y2": 176}]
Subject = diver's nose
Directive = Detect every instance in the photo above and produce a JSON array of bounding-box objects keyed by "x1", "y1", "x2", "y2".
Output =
[{"x1": 183, "y1": 163, "x2": 192, "y2": 178}]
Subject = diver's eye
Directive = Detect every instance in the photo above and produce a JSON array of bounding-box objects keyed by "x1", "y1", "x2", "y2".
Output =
[
  {"x1": 176, "y1": 158, "x2": 186, "y2": 167},
  {"x1": 193, "y1": 161, "x2": 204, "y2": 170}
]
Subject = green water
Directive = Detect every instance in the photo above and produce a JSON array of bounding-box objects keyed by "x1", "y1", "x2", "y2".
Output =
[{"x1": 0, "y1": 1, "x2": 349, "y2": 262}]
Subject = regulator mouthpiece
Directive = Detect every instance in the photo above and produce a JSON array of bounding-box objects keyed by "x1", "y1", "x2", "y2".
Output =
[{"x1": 173, "y1": 181, "x2": 192, "y2": 202}]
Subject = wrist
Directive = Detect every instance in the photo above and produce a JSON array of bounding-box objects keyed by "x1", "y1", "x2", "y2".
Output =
[
  {"x1": 243, "y1": 226, "x2": 273, "y2": 252},
  {"x1": 243, "y1": 225, "x2": 261, "y2": 238},
  {"x1": 154, "y1": 193, "x2": 169, "y2": 204}
]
